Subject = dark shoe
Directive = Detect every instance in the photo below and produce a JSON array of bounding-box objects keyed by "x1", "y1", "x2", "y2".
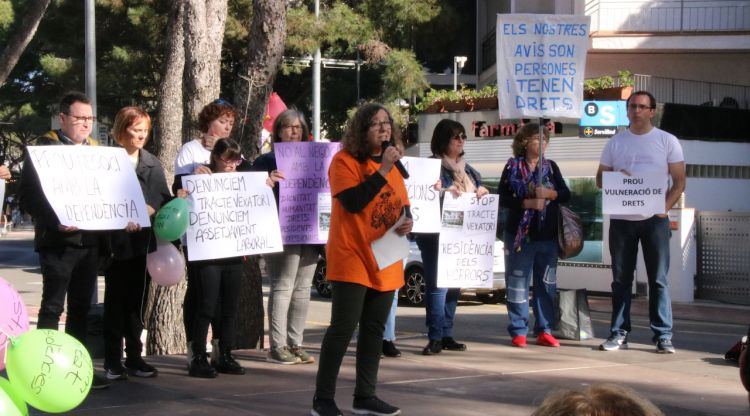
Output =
[
  {"x1": 91, "y1": 373, "x2": 111, "y2": 390},
  {"x1": 311, "y1": 396, "x2": 343, "y2": 416},
  {"x1": 125, "y1": 357, "x2": 158, "y2": 378},
  {"x1": 189, "y1": 353, "x2": 218, "y2": 378},
  {"x1": 656, "y1": 338, "x2": 676, "y2": 354},
  {"x1": 422, "y1": 339, "x2": 442, "y2": 355},
  {"x1": 599, "y1": 333, "x2": 628, "y2": 351},
  {"x1": 213, "y1": 350, "x2": 246, "y2": 375},
  {"x1": 441, "y1": 337, "x2": 467, "y2": 351},
  {"x1": 352, "y1": 396, "x2": 401, "y2": 415},
  {"x1": 104, "y1": 364, "x2": 128, "y2": 381},
  {"x1": 382, "y1": 340, "x2": 401, "y2": 358}
]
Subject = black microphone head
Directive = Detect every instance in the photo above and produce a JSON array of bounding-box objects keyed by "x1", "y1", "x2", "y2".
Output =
[{"x1": 381, "y1": 140, "x2": 390, "y2": 152}]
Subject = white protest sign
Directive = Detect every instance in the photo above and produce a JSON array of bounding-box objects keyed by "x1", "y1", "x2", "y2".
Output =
[
  {"x1": 496, "y1": 14, "x2": 590, "y2": 119},
  {"x1": 402, "y1": 156, "x2": 441, "y2": 233},
  {"x1": 183, "y1": 171, "x2": 283, "y2": 261},
  {"x1": 602, "y1": 171, "x2": 668, "y2": 216},
  {"x1": 26, "y1": 146, "x2": 150, "y2": 229},
  {"x1": 437, "y1": 193, "x2": 499, "y2": 289}
]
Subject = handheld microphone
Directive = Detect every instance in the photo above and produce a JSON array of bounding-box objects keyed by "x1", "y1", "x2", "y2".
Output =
[{"x1": 381, "y1": 141, "x2": 409, "y2": 179}]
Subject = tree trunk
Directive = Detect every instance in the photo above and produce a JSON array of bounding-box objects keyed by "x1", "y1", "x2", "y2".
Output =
[
  {"x1": 0, "y1": 0, "x2": 52, "y2": 87},
  {"x1": 154, "y1": 0, "x2": 185, "y2": 181},
  {"x1": 147, "y1": 0, "x2": 187, "y2": 355},
  {"x1": 145, "y1": 280, "x2": 188, "y2": 355},
  {"x1": 232, "y1": 0, "x2": 287, "y2": 350},
  {"x1": 183, "y1": 0, "x2": 227, "y2": 139}
]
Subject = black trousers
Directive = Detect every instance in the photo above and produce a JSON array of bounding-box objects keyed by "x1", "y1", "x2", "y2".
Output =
[
  {"x1": 315, "y1": 281, "x2": 395, "y2": 399},
  {"x1": 37, "y1": 245, "x2": 98, "y2": 344},
  {"x1": 103, "y1": 255, "x2": 148, "y2": 369},
  {"x1": 190, "y1": 260, "x2": 243, "y2": 353}
]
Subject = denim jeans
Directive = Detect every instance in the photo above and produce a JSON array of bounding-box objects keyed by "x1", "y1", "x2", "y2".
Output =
[
  {"x1": 609, "y1": 216, "x2": 672, "y2": 342},
  {"x1": 503, "y1": 235, "x2": 558, "y2": 337},
  {"x1": 383, "y1": 291, "x2": 399, "y2": 341},
  {"x1": 416, "y1": 234, "x2": 460, "y2": 341},
  {"x1": 266, "y1": 244, "x2": 318, "y2": 348}
]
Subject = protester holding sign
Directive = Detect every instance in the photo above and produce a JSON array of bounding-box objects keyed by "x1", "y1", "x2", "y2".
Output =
[
  {"x1": 101, "y1": 107, "x2": 172, "y2": 381},
  {"x1": 251, "y1": 109, "x2": 319, "y2": 365},
  {"x1": 18, "y1": 91, "x2": 110, "y2": 389},
  {"x1": 414, "y1": 119, "x2": 488, "y2": 357},
  {"x1": 186, "y1": 139, "x2": 247, "y2": 379},
  {"x1": 596, "y1": 91, "x2": 686, "y2": 354},
  {"x1": 312, "y1": 103, "x2": 412, "y2": 416},
  {"x1": 174, "y1": 99, "x2": 236, "y2": 366},
  {"x1": 500, "y1": 123, "x2": 570, "y2": 349}
]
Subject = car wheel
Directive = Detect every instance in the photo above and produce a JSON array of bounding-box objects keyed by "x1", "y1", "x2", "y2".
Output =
[
  {"x1": 312, "y1": 259, "x2": 332, "y2": 298},
  {"x1": 401, "y1": 266, "x2": 425, "y2": 306},
  {"x1": 476, "y1": 290, "x2": 504, "y2": 304}
]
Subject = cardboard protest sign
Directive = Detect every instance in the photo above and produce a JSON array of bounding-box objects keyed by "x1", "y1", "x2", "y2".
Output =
[
  {"x1": 437, "y1": 193, "x2": 499, "y2": 289},
  {"x1": 402, "y1": 156, "x2": 441, "y2": 233},
  {"x1": 182, "y1": 172, "x2": 283, "y2": 261},
  {"x1": 496, "y1": 14, "x2": 590, "y2": 119},
  {"x1": 26, "y1": 146, "x2": 150, "y2": 229},
  {"x1": 275, "y1": 142, "x2": 340, "y2": 244},
  {"x1": 602, "y1": 171, "x2": 668, "y2": 216}
]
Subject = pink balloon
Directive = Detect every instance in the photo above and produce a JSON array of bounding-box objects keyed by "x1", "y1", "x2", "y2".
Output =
[
  {"x1": 0, "y1": 277, "x2": 30, "y2": 371},
  {"x1": 146, "y1": 242, "x2": 186, "y2": 286}
]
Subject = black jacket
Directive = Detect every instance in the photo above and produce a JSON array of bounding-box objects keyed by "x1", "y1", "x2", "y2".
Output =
[
  {"x1": 109, "y1": 149, "x2": 172, "y2": 260},
  {"x1": 19, "y1": 131, "x2": 107, "y2": 250}
]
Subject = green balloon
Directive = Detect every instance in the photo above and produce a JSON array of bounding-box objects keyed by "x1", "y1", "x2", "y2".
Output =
[
  {"x1": 154, "y1": 198, "x2": 190, "y2": 241},
  {"x1": 0, "y1": 382, "x2": 24, "y2": 416},
  {"x1": 0, "y1": 377, "x2": 27, "y2": 416},
  {"x1": 6, "y1": 329, "x2": 92, "y2": 413}
]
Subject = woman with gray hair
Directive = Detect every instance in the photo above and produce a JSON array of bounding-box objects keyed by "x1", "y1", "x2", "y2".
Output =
[{"x1": 252, "y1": 109, "x2": 319, "y2": 365}]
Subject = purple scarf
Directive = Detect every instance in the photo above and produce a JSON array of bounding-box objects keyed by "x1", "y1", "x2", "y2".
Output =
[{"x1": 507, "y1": 156, "x2": 552, "y2": 252}]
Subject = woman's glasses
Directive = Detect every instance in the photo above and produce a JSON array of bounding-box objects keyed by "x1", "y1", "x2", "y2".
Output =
[
  {"x1": 369, "y1": 120, "x2": 392, "y2": 130},
  {"x1": 453, "y1": 133, "x2": 467, "y2": 141},
  {"x1": 219, "y1": 157, "x2": 242, "y2": 166}
]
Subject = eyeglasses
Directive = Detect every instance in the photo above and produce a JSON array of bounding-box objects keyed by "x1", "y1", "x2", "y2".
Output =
[
  {"x1": 452, "y1": 133, "x2": 467, "y2": 141},
  {"x1": 369, "y1": 120, "x2": 392, "y2": 130},
  {"x1": 219, "y1": 157, "x2": 242, "y2": 166},
  {"x1": 65, "y1": 114, "x2": 97, "y2": 124},
  {"x1": 627, "y1": 103, "x2": 654, "y2": 111},
  {"x1": 282, "y1": 125, "x2": 302, "y2": 130}
]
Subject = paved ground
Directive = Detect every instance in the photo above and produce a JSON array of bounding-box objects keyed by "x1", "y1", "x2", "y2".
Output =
[{"x1": 1, "y1": 228, "x2": 749, "y2": 415}]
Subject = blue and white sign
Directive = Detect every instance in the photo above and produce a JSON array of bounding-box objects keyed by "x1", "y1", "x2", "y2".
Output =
[
  {"x1": 496, "y1": 14, "x2": 591, "y2": 119},
  {"x1": 579, "y1": 101, "x2": 628, "y2": 138}
]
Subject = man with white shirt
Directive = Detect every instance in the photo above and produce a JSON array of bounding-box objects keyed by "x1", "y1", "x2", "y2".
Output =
[
  {"x1": 19, "y1": 91, "x2": 110, "y2": 388},
  {"x1": 596, "y1": 91, "x2": 686, "y2": 354}
]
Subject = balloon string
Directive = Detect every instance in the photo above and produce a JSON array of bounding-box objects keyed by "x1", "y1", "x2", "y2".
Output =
[{"x1": 0, "y1": 326, "x2": 16, "y2": 348}]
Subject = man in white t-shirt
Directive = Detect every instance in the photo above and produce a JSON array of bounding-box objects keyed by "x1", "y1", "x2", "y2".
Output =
[{"x1": 596, "y1": 91, "x2": 686, "y2": 354}]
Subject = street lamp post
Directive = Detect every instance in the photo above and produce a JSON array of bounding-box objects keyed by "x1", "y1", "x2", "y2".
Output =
[{"x1": 453, "y1": 56, "x2": 467, "y2": 91}]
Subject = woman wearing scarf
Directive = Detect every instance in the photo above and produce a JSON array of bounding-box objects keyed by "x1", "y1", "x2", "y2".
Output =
[
  {"x1": 499, "y1": 123, "x2": 570, "y2": 348},
  {"x1": 416, "y1": 119, "x2": 489, "y2": 356}
]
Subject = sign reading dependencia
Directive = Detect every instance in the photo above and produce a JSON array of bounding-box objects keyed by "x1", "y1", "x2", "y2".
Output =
[{"x1": 496, "y1": 14, "x2": 590, "y2": 119}]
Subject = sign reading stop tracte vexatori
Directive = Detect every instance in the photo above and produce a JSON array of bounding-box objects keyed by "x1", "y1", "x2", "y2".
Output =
[{"x1": 602, "y1": 171, "x2": 668, "y2": 216}]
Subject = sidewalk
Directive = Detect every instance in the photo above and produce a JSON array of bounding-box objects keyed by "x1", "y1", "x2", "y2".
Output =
[{"x1": 1, "y1": 228, "x2": 748, "y2": 415}]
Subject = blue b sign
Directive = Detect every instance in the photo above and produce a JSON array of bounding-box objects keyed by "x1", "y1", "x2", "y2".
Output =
[{"x1": 579, "y1": 101, "x2": 628, "y2": 138}]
